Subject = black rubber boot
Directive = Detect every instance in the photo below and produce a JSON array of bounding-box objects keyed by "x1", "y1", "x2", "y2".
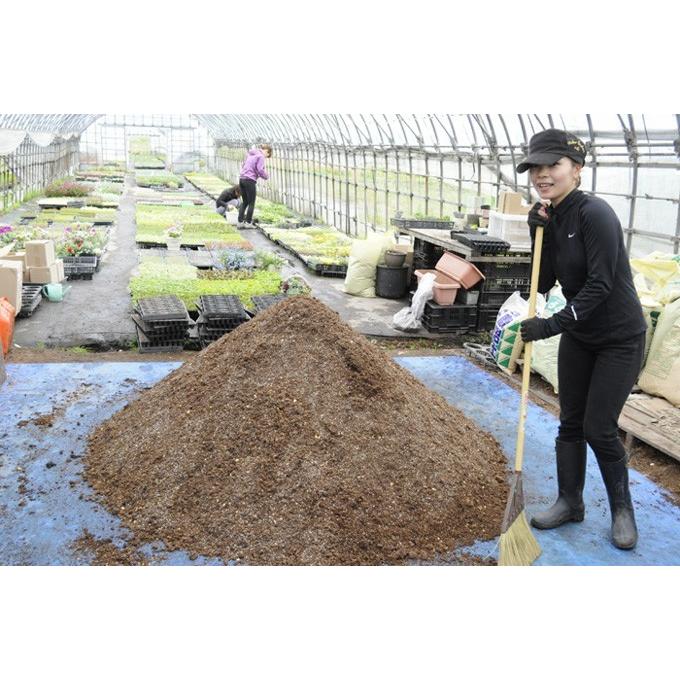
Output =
[
  {"x1": 531, "y1": 439, "x2": 587, "y2": 530},
  {"x1": 596, "y1": 455, "x2": 638, "y2": 550}
]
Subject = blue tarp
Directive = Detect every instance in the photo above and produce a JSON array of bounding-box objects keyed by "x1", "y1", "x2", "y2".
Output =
[{"x1": 1, "y1": 357, "x2": 679, "y2": 565}]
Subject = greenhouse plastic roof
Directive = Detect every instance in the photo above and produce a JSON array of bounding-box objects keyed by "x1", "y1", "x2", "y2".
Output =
[{"x1": 1, "y1": 114, "x2": 679, "y2": 153}]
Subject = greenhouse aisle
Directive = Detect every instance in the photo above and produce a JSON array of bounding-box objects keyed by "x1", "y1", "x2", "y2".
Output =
[
  {"x1": 12, "y1": 177, "x2": 138, "y2": 348},
  {"x1": 241, "y1": 227, "x2": 415, "y2": 338}
]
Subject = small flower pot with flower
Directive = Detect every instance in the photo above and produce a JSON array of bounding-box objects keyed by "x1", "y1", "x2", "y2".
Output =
[{"x1": 165, "y1": 225, "x2": 184, "y2": 250}]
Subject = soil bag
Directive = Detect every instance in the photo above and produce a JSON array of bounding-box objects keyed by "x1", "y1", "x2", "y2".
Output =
[
  {"x1": 344, "y1": 231, "x2": 394, "y2": 298},
  {"x1": 531, "y1": 286, "x2": 566, "y2": 393},
  {"x1": 638, "y1": 297, "x2": 680, "y2": 406}
]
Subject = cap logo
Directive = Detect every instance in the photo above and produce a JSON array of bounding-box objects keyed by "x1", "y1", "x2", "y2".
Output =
[{"x1": 567, "y1": 138, "x2": 586, "y2": 155}]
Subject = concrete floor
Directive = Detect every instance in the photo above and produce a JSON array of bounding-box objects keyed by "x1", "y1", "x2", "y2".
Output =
[
  {"x1": 13, "y1": 177, "x2": 139, "y2": 348},
  {"x1": 10, "y1": 179, "x2": 448, "y2": 348}
]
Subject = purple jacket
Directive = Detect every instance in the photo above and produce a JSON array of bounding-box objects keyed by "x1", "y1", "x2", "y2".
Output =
[{"x1": 240, "y1": 148, "x2": 269, "y2": 182}]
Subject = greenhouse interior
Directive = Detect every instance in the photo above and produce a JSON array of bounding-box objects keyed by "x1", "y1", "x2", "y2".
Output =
[{"x1": 1, "y1": 112, "x2": 679, "y2": 570}]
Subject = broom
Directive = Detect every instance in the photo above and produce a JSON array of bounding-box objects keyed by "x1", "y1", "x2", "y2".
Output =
[{"x1": 498, "y1": 223, "x2": 544, "y2": 566}]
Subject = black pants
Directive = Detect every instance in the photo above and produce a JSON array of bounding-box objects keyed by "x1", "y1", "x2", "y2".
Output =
[
  {"x1": 557, "y1": 332, "x2": 645, "y2": 462},
  {"x1": 238, "y1": 178, "x2": 257, "y2": 223}
]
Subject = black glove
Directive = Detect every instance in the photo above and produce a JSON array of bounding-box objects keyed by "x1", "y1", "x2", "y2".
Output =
[
  {"x1": 520, "y1": 316, "x2": 560, "y2": 342},
  {"x1": 528, "y1": 202, "x2": 551, "y2": 240}
]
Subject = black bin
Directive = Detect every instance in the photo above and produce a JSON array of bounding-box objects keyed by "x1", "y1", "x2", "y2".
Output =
[{"x1": 376, "y1": 264, "x2": 409, "y2": 299}]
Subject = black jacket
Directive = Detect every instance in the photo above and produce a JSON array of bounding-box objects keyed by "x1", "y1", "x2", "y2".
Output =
[
  {"x1": 533, "y1": 189, "x2": 647, "y2": 345},
  {"x1": 216, "y1": 186, "x2": 239, "y2": 208}
]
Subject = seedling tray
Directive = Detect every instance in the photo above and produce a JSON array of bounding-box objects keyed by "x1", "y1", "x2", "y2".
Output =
[
  {"x1": 18, "y1": 284, "x2": 44, "y2": 318},
  {"x1": 298, "y1": 255, "x2": 347, "y2": 277},
  {"x1": 196, "y1": 314, "x2": 246, "y2": 332},
  {"x1": 251, "y1": 294, "x2": 288, "y2": 314},
  {"x1": 136, "y1": 295, "x2": 190, "y2": 323},
  {"x1": 131, "y1": 313, "x2": 190, "y2": 340},
  {"x1": 391, "y1": 217, "x2": 455, "y2": 230},
  {"x1": 449, "y1": 232, "x2": 511, "y2": 255},
  {"x1": 197, "y1": 295, "x2": 248, "y2": 321},
  {"x1": 135, "y1": 327, "x2": 184, "y2": 353}
]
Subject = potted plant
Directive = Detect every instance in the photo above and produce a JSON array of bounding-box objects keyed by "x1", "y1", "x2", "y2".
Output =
[{"x1": 165, "y1": 224, "x2": 184, "y2": 249}]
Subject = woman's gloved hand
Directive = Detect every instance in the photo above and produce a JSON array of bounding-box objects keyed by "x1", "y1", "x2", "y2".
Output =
[
  {"x1": 520, "y1": 315, "x2": 561, "y2": 342},
  {"x1": 528, "y1": 201, "x2": 550, "y2": 239}
]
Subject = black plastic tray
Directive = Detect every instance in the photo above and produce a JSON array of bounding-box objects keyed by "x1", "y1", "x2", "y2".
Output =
[
  {"x1": 135, "y1": 327, "x2": 184, "y2": 353},
  {"x1": 449, "y1": 231, "x2": 511, "y2": 255},
  {"x1": 18, "y1": 284, "x2": 43, "y2": 318},
  {"x1": 391, "y1": 217, "x2": 455, "y2": 230},
  {"x1": 198, "y1": 295, "x2": 248, "y2": 320},
  {"x1": 137, "y1": 295, "x2": 189, "y2": 322},
  {"x1": 251, "y1": 294, "x2": 288, "y2": 314}
]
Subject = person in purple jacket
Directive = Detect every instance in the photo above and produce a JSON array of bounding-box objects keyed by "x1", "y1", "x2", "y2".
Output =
[{"x1": 238, "y1": 144, "x2": 272, "y2": 226}]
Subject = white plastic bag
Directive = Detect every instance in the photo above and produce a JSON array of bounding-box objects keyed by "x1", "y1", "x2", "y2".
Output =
[{"x1": 392, "y1": 273, "x2": 435, "y2": 331}]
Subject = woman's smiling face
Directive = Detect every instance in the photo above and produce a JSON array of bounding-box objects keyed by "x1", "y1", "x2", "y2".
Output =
[{"x1": 529, "y1": 157, "x2": 582, "y2": 206}]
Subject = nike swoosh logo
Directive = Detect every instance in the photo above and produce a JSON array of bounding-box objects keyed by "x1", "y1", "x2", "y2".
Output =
[{"x1": 568, "y1": 233, "x2": 576, "y2": 238}]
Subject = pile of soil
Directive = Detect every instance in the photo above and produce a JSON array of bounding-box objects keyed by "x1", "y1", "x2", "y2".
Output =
[
  {"x1": 85, "y1": 296, "x2": 509, "y2": 565},
  {"x1": 71, "y1": 531, "x2": 148, "y2": 566}
]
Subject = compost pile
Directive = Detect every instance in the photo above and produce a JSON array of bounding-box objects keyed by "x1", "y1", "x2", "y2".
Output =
[{"x1": 86, "y1": 296, "x2": 509, "y2": 565}]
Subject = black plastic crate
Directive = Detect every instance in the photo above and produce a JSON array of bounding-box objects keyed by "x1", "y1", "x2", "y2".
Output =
[
  {"x1": 476, "y1": 305, "x2": 503, "y2": 332},
  {"x1": 478, "y1": 289, "x2": 529, "y2": 307},
  {"x1": 62, "y1": 255, "x2": 98, "y2": 270},
  {"x1": 18, "y1": 284, "x2": 43, "y2": 318},
  {"x1": 481, "y1": 276, "x2": 530, "y2": 291},
  {"x1": 251, "y1": 294, "x2": 288, "y2": 314},
  {"x1": 422, "y1": 302, "x2": 477, "y2": 333},
  {"x1": 475, "y1": 255, "x2": 531, "y2": 280},
  {"x1": 62, "y1": 255, "x2": 97, "y2": 278}
]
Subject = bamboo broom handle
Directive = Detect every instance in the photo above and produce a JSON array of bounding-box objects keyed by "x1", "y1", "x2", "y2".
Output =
[{"x1": 514, "y1": 224, "x2": 544, "y2": 473}]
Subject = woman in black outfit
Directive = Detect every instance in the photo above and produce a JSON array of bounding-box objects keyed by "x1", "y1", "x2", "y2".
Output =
[
  {"x1": 215, "y1": 184, "x2": 241, "y2": 216},
  {"x1": 517, "y1": 128, "x2": 647, "y2": 550}
]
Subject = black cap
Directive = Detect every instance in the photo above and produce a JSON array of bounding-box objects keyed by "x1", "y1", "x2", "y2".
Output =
[{"x1": 516, "y1": 128, "x2": 587, "y2": 173}]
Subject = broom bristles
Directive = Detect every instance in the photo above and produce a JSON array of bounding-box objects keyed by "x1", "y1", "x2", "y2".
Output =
[{"x1": 499, "y1": 510, "x2": 542, "y2": 566}]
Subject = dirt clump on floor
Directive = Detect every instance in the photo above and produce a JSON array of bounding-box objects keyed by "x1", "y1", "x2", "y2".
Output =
[
  {"x1": 71, "y1": 531, "x2": 148, "y2": 566},
  {"x1": 85, "y1": 296, "x2": 509, "y2": 565}
]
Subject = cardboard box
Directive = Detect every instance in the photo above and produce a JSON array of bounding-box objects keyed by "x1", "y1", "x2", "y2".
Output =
[
  {"x1": 498, "y1": 191, "x2": 531, "y2": 216},
  {"x1": 25, "y1": 240, "x2": 56, "y2": 268},
  {"x1": 0, "y1": 260, "x2": 23, "y2": 317},
  {"x1": 55, "y1": 259, "x2": 65, "y2": 282},
  {"x1": 1, "y1": 251, "x2": 27, "y2": 273},
  {"x1": 28, "y1": 262, "x2": 61, "y2": 284}
]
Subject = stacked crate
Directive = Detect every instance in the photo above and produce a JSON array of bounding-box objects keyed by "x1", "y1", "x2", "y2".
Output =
[
  {"x1": 132, "y1": 295, "x2": 191, "y2": 353},
  {"x1": 196, "y1": 295, "x2": 249, "y2": 348},
  {"x1": 421, "y1": 301, "x2": 478, "y2": 334},
  {"x1": 473, "y1": 255, "x2": 531, "y2": 331}
]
